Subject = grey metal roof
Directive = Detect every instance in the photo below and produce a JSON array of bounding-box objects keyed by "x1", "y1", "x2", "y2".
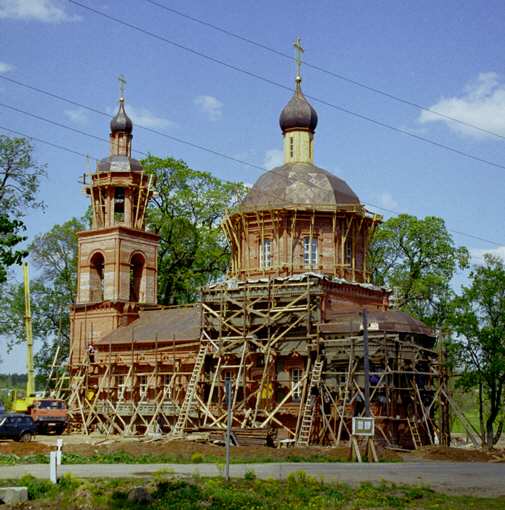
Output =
[
  {"x1": 96, "y1": 155, "x2": 143, "y2": 173},
  {"x1": 320, "y1": 310, "x2": 434, "y2": 338},
  {"x1": 97, "y1": 305, "x2": 201, "y2": 345},
  {"x1": 240, "y1": 162, "x2": 360, "y2": 210}
]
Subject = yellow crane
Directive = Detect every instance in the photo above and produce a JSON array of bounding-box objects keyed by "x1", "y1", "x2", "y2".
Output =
[
  {"x1": 9, "y1": 262, "x2": 69, "y2": 434},
  {"x1": 11, "y1": 262, "x2": 36, "y2": 411}
]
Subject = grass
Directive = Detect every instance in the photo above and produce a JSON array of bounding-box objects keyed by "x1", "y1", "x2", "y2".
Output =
[
  {"x1": 0, "y1": 472, "x2": 503, "y2": 509},
  {"x1": 0, "y1": 449, "x2": 364, "y2": 465}
]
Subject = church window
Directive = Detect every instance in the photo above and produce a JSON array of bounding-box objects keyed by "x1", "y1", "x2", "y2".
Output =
[
  {"x1": 89, "y1": 252, "x2": 105, "y2": 302},
  {"x1": 114, "y1": 187, "x2": 125, "y2": 223},
  {"x1": 345, "y1": 237, "x2": 353, "y2": 266},
  {"x1": 129, "y1": 253, "x2": 145, "y2": 301},
  {"x1": 303, "y1": 236, "x2": 318, "y2": 269},
  {"x1": 259, "y1": 239, "x2": 272, "y2": 269},
  {"x1": 138, "y1": 375, "x2": 148, "y2": 396},
  {"x1": 291, "y1": 368, "x2": 302, "y2": 401},
  {"x1": 289, "y1": 137, "x2": 294, "y2": 158}
]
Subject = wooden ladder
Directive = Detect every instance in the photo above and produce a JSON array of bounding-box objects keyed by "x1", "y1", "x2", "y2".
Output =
[
  {"x1": 296, "y1": 358, "x2": 324, "y2": 447},
  {"x1": 171, "y1": 342, "x2": 207, "y2": 437},
  {"x1": 407, "y1": 417, "x2": 422, "y2": 449}
]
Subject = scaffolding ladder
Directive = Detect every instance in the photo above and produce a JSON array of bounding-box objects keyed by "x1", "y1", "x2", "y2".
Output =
[
  {"x1": 171, "y1": 342, "x2": 207, "y2": 437},
  {"x1": 407, "y1": 417, "x2": 422, "y2": 449},
  {"x1": 296, "y1": 358, "x2": 323, "y2": 447}
]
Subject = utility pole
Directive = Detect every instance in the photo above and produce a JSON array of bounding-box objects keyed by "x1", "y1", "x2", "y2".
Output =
[
  {"x1": 362, "y1": 309, "x2": 370, "y2": 417},
  {"x1": 225, "y1": 379, "x2": 232, "y2": 481}
]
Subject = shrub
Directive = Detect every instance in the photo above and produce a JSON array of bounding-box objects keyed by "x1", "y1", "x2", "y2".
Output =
[
  {"x1": 191, "y1": 452, "x2": 204, "y2": 464},
  {"x1": 19, "y1": 475, "x2": 57, "y2": 500},
  {"x1": 244, "y1": 469, "x2": 257, "y2": 481}
]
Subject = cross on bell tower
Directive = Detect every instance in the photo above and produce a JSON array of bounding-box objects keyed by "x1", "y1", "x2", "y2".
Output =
[
  {"x1": 118, "y1": 74, "x2": 126, "y2": 99},
  {"x1": 293, "y1": 36, "x2": 304, "y2": 83}
]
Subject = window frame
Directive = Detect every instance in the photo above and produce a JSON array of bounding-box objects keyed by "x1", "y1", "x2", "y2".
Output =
[
  {"x1": 259, "y1": 238, "x2": 273, "y2": 270},
  {"x1": 344, "y1": 237, "x2": 353, "y2": 266},
  {"x1": 291, "y1": 367, "x2": 303, "y2": 401},
  {"x1": 303, "y1": 236, "x2": 318, "y2": 269}
]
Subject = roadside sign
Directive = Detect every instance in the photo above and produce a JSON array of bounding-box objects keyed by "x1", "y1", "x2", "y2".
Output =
[{"x1": 352, "y1": 417, "x2": 374, "y2": 436}]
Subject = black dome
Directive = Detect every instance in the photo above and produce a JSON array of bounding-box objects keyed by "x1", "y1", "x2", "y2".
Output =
[
  {"x1": 279, "y1": 81, "x2": 318, "y2": 133},
  {"x1": 110, "y1": 98, "x2": 133, "y2": 134}
]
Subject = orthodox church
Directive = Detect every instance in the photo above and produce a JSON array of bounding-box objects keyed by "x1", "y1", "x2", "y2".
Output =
[{"x1": 68, "y1": 45, "x2": 441, "y2": 448}]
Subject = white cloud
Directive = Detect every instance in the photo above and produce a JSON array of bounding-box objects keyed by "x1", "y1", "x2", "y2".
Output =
[
  {"x1": 0, "y1": 0, "x2": 79, "y2": 22},
  {"x1": 127, "y1": 105, "x2": 174, "y2": 129},
  {"x1": 470, "y1": 246, "x2": 505, "y2": 264},
  {"x1": 263, "y1": 149, "x2": 283, "y2": 169},
  {"x1": 194, "y1": 95, "x2": 223, "y2": 121},
  {"x1": 419, "y1": 72, "x2": 505, "y2": 138},
  {"x1": 375, "y1": 191, "x2": 399, "y2": 211},
  {"x1": 0, "y1": 62, "x2": 14, "y2": 73},
  {"x1": 64, "y1": 107, "x2": 88, "y2": 126}
]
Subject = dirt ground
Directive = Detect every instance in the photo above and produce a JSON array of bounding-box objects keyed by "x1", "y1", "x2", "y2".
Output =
[
  {"x1": 403, "y1": 445, "x2": 505, "y2": 463},
  {"x1": 1, "y1": 434, "x2": 504, "y2": 463},
  {"x1": 0, "y1": 436, "x2": 360, "y2": 462}
]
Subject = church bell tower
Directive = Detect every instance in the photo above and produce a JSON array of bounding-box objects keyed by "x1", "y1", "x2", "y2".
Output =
[{"x1": 70, "y1": 79, "x2": 159, "y2": 366}]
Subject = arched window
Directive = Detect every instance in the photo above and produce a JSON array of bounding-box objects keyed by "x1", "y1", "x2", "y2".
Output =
[
  {"x1": 89, "y1": 252, "x2": 105, "y2": 302},
  {"x1": 114, "y1": 187, "x2": 125, "y2": 223},
  {"x1": 345, "y1": 237, "x2": 353, "y2": 266},
  {"x1": 303, "y1": 236, "x2": 318, "y2": 269},
  {"x1": 259, "y1": 239, "x2": 272, "y2": 269},
  {"x1": 129, "y1": 253, "x2": 145, "y2": 301}
]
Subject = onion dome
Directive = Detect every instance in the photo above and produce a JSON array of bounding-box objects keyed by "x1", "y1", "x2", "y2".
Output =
[
  {"x1": 110, "y1": 97, "x2": 133, "y2": 134},
  {"x1": 279, "y1": 78, "x2": 318, "y2": 133},
  {"x1": 240, "y1": 162, "x2": 359, "y2": 210}
]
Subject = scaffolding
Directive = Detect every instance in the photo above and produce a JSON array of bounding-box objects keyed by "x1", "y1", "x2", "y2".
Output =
[{"x1": 61, "y1": 274, "x2": 455, "y2": 449}]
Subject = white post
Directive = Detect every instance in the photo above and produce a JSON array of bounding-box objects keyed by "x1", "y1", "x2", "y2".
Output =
[
  {"x1": 56, "y1": 439, "x2": 63, "y2": 466},
  {"x1": 49, "y1": 451, "x2": 58, "y2": 484}
]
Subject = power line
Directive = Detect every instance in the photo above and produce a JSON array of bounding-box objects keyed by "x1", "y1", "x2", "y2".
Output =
[
  {"x1": 0, "y1": 102, "x2": 149, "y2": 158},
  {"x1": 144, "y1": 0, "x2": 505, "y2": 142},
  {"x1": 1, "y1": 103, "x2": 502, "y2": 248},
  {"x1": 68, "y1": 0, "x2": 505, "y2": 173},
  {"x1": 0, "y1": 124, "x2": 96, "y2": 160},
  {"x1": 0, "y1": 75, "x2": 265, "y2": 172}
]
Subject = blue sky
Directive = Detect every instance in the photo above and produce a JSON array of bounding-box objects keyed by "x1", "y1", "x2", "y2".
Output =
[{"x1": 1, "y1": 0, "x2": 505, "y2": 372}]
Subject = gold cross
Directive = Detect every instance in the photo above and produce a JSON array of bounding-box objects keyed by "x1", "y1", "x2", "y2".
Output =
[
  {"x1": 118, "y1": 74, "x2": 127, "y2": 99},
  {"x1": 293, "y1": 37, "x2": 304, "y2": 79}
]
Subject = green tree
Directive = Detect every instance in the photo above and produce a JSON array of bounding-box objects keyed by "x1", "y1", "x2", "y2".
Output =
[
  {"x1": 450, "y1": 254, "x2": 505, "y2": 448},
  {"x1": 0, "y1": 135, "x2": 46, "y2": 283},
  {"x1": 369, "y1": 214, "x2": 469, "y2": 327},
  {"x1": 0, "y1": 215, "x2": 27, "y2": 284},
  {"x1": 143, "y1": 156, "x2": 247, "y2": 305},
  {"x1": 0, "y1": 218, "x2": 83, "y2": 377}
]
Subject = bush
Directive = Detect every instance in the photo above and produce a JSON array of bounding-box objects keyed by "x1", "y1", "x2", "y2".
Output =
[
  {"x1": 19, "y1": 474, "x2": 57, "y2": 500},
  {"x1": 244, "y1": 469, "x2": 256, "y2": 481},
  {"x1": 191, "y1": 452, "x2": 203, "y2": 464}
]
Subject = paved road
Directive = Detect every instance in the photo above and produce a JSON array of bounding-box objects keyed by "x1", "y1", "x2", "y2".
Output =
[{"x1": 2, "y1": 462, "x2": 505, "y2": 496}]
